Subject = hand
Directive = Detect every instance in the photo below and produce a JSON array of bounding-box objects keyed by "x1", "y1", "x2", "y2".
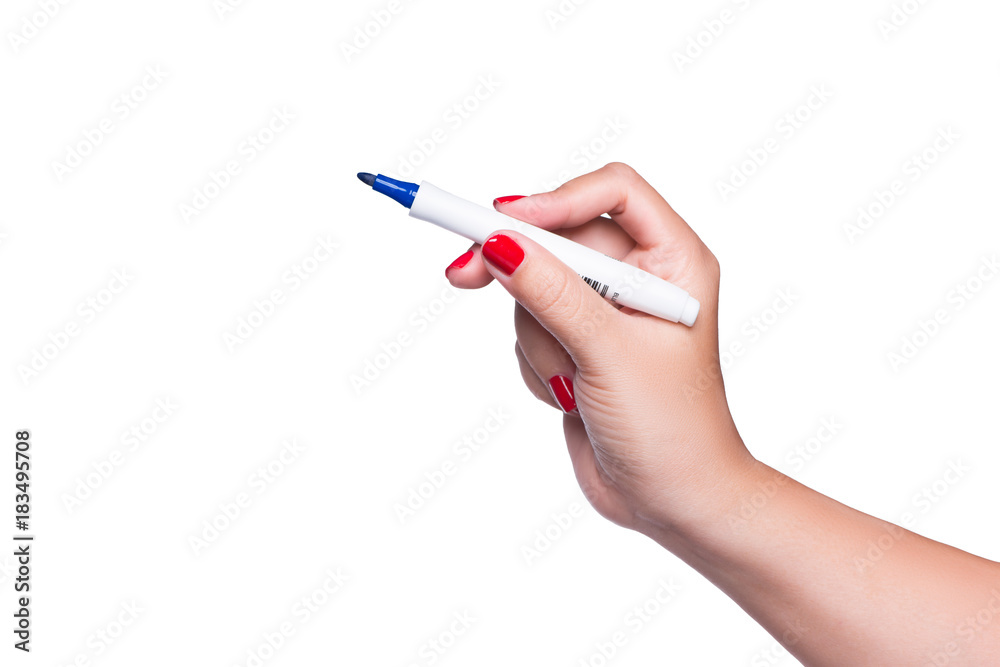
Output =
[
  {"x1": 446, "y1": 163, "x2": 1000, "y2": 666},
  {"x1": 445, "y1": 163, "x2": 755, "y2": 535}
]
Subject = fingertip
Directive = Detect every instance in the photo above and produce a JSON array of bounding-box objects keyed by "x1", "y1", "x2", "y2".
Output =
[
  {"x1": 493, "y1": 195, "x2": 526, "y2": 210},
  {"x1": 494, "y1": 194, "x2": 561, "y2": 230},
  {"x1": 494, "y1": 190, "x2": 567, "y2": 230},
  {"x1": 444, "y1": 247, "x2": 496, "y2": 289},
  {"x1": 444, "y1": 250, "x2": 474, "y2": 278},
  {"x1": 481, "y1": 232, "x2": 525, "y2": 277}
]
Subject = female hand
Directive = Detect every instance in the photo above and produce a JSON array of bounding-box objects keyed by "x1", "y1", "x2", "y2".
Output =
[
  {"x1": 446, "y1": 163, "x2": 1000, "y2": 666},
  {"x1": 445, "y1": 162, "x2": 755, "y2": 535}
]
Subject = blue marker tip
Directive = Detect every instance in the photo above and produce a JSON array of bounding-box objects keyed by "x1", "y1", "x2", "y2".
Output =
[{"x1": 357, "y1": 172, "x2": 419, "y2": 209}]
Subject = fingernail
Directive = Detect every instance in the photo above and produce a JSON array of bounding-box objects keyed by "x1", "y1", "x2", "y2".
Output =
[
  {"x1": 548, "y1": 375, "x2": 578, "y2": 414},
  {"x1": 493, "y1": 195, "x2": 526, "y2": 209},
  {"x1": 445, "y1": 250, "x2": 474, "y2": 277},
  {"x1": 481, "y1": 234, "x2": 524, "y2": 276}
]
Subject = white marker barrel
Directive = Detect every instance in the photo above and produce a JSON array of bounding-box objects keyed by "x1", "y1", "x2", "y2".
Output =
[{"x1": 409, "y1": 181, "x2": 699, "y2": 326}]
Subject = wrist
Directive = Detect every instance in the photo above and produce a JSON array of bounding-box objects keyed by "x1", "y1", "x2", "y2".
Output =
[{"x1": 635, "y1": 432, "x2": 764, "y2": 550}]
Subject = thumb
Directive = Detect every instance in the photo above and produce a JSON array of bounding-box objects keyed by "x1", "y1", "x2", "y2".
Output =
[{"x1": 480, "y1": 231, "x2": 624, "y2": 372}]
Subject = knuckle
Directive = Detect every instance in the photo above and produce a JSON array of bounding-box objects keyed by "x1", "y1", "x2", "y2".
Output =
[
  {"x1": 603, "y1": 161, "x2": 638, "y2": 181},
  {"x1": 702, "y1": 247, "x2": 721, "y2": 282}
]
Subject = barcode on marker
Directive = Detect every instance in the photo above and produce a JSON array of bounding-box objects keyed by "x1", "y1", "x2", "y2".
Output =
[{"x1": 582, "y1": 275, "x2": 609, "y2": 298}]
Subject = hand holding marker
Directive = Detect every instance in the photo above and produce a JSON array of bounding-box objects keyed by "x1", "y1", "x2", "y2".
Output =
[
  {"x1": 356, "y1": 172, "x2": 700, "y2": 326},
  {"x1": 362, "y1": 163, "x2": 1000, "y2": 664}
]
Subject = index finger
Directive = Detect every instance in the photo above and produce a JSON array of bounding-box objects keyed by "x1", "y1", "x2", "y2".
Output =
[{"x1": 496, "y1": 162, "x2": 699, "y2": 251}]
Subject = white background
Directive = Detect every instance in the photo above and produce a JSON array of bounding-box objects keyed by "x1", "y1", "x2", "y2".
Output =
[{"x1": 2, "y1": 0, "x2": 999, "y2": 665}]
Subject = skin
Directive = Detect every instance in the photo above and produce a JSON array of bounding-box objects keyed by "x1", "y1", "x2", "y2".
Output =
[{"x1": 444, "y1": 163, "x2": 1000, "y2": 666}]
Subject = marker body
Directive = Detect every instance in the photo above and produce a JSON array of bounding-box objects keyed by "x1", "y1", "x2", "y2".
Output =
[{"x1": 409, "y1": 181, "x2": 700, "y2": 326}]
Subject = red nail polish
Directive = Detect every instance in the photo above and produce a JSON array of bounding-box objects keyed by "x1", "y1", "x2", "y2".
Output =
[
  {"x1": 481, "y1": 234, "x2": 524, "y2": 275},
  {"x1": 445, "y1": 250, "x2": 474, "y2": 276},
  {"x1": 548, "y1": 375, "x2": 578, "y2": 414},
  {"x1": 493, "y1": 195, "x2": 526, "y2": 209}
]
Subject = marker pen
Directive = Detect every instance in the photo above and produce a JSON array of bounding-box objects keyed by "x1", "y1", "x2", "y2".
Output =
[{"x1": 357, "y1": 173, "x2": 700, "y2": 326}]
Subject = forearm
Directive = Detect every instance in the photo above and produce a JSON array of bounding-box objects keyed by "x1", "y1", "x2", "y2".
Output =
[{"x1": 643, "y1": 452, "x2": 1000, "y2": 666}]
